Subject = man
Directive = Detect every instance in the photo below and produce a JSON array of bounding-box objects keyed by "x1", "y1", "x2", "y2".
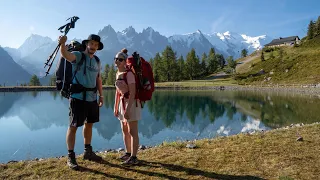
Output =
[{"x1": 58, "y1": 34, "x2": 104, "y2": 170}]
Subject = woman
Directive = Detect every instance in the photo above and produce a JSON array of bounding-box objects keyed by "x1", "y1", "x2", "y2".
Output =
[{"x1": 114, "y1": 48, "x2": 141, "y2": 165}]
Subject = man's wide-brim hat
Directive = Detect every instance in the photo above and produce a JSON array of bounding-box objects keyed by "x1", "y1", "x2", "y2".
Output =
[{"x1": 82, "y1": 34, "x2": 104, "y2": 50}]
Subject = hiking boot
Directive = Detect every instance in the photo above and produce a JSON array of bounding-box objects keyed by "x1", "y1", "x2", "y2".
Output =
[
  {"x1": 83, "y1": 145, "x2": 102, "y2": 162},
  {"x1": 121, "y1": 156, "x2": 139, "y2": 166},
  {"x1": 119, "y1": 153, "x2": 131, "y2": 161},
  {"x1": 67, "y1": 152, "x2": 79, "y2": 170}
]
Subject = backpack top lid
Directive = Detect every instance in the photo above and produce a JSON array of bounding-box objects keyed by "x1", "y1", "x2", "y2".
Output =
[{"x1": 126, "y1": 51, "x2": 144, "y2": 67}]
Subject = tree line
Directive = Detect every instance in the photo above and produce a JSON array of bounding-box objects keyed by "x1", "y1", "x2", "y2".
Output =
[
  {"x1": 25, "y1": 46, "x2": 248, "y2": 86},
  {"x1": 102, "y1": 46, "x2": 246, "y2": 84},
  {"x1": 149, "y1": 46, "x2": 226, "y2": 82}
]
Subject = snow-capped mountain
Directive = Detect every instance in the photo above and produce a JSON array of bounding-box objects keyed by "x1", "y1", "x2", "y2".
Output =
[
  {"x1": 2, "y1": 25, "x2": 273, "y2": 78},
  {"x1": 18, "y1": 34, "x2": 53, "y2": 58},
  {"x1": 204, "y1": 31, "x2": 272, "y2": 58},
  {"x1": 169, "y1": 29, "x2": 227, "y2": 57}
]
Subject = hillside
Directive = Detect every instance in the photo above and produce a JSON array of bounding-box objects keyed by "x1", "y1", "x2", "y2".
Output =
[
  {"x1": 0, "y1": 47, "x2": 32, "y2": 86},
  {"x1": 234, "y1": 35, "x2": 320, "y2": 85}
]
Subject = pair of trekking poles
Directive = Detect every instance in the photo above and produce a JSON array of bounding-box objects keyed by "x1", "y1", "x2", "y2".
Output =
[{"x1": 44, "y1": 16, "x2": 80, "y2": 76}]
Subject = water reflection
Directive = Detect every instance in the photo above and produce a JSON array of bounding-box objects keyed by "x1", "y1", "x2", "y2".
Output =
[{"x1": 1, "y1": 90, "x2": 320, "y2": 163}]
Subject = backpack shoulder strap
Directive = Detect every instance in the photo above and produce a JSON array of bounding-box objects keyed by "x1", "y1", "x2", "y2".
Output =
[
  {"x1": 93, "y1": 55, "x2": 100, "y2": 63},
  {"x1": 78, "y1": 52, "x2": 86, "y2": 68},
  {"x1": 71, "y1": 52, "x2": 86, "y2": 84},
  {"x1": 123, "y1": 70, "x2": 128, "y2": 85},
  {"x1": 93, "y1": 55, "x2": 101, "y2": 77}
]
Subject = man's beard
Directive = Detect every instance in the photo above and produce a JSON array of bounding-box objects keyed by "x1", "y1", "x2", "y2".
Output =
[{"x1": 87, "y1": 48, "x2": 96, "y2": 55}]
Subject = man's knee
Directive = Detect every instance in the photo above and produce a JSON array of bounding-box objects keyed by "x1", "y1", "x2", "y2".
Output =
[
  {"x1": 84, "y1": 122, "x2": 93, "y2": 129},
  {"x1": 68, "y1": 126, "x2": 78, "y2": 134}
]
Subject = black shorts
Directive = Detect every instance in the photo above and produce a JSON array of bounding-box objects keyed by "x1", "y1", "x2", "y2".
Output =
[{"x1": 69, "y1": 98, "x2": 99, "y2": 127}]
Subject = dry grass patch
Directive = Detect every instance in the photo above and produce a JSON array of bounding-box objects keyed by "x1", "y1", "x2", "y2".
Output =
[{"x1": 1, "y1": 124, "x2": 320, "y2": 179}]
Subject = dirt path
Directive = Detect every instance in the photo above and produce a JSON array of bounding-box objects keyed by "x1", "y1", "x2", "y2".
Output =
[{"x1": 236, "y1": 53, "x2": 260, "y2": 73}]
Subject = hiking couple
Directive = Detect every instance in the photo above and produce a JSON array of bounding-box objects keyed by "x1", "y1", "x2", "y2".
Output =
[{"x1": 58, "y1": 34, "x2": 141, "y2": 170}]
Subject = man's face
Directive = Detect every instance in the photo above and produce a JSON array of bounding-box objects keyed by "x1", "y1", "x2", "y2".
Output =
[{"x1": 86, "y1": 40, "x2": 99, "y2": 54}]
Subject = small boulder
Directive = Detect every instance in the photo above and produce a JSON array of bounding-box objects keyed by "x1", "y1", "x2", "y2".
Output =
[
  {"x1": 117, "y1": 148, "x2": 124, "y2": 153},
  {"x1": 296, "y1": 137, "x2": 303, "y2": 141},
  {"x1": 7, "y1": 160, "x2": 18, "y2": 164},
  {"x1": 139, "y1": 145, "x2": 146, "y2": 150},
  {"x1": 186, "y1": 144, "x2": 197, "y2": 149},
  {"x1": 258, "y1": 69, "x2": 265, "y2": 75},
  {"x1": 106, "y1": 149, "x2": 113, "y2": 153}
]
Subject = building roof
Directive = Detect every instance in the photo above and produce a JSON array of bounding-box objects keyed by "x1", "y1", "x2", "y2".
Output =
[{"x1": 265, "y1": 36, "x2": 300, "y2": 46}]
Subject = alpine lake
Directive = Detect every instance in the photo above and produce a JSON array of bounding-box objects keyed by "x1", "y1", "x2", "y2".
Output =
[{"x1": 1, "y1": 89, "x2": 320, "y2": 163}]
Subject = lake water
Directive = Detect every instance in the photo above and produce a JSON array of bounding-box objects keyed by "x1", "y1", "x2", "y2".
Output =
[{"x1": 1, "y1": 90, "x2": 320, "y2": 163}]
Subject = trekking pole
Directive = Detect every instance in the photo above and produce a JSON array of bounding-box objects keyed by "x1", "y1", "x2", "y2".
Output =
[{"x1": 44, "y1": 16, "x2": 80, "y2": 76}]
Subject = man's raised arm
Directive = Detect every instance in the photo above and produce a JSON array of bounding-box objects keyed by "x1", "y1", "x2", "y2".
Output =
[{"x1": 58, "y1": 35, "x2": 76, "y2": 63}]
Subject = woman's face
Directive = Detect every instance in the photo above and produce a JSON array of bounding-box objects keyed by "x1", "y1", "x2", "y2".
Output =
[{"x1": 114, "y1": 57, "x2": 126, "y2": 68}]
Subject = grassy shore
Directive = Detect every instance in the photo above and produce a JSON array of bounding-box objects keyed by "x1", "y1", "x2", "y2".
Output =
[
  {"x1": 1, "y1": 123, "x2": 319, "y2": 180},
  {"x1": 0, "y1": 78, "x2": 238, "y2": 92}
]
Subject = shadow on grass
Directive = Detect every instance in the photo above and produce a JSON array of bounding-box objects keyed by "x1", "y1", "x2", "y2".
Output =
[
  {"x1": 97, "y1": 159, "x2": 186, "y2": 180},
  {"x1": 78, "y1": 165, "x2": 135, "y2": 180},
  {"x1": 138, "y1": 160, "x2": 266, "y2": 180},
  {"x1": 85, "y1": 159, "x2": 266, "y2": 180}
]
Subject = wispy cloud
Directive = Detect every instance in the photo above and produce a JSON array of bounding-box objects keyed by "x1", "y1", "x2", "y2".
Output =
[
  {"x1": 210, "y1": 9, "x2": 243, "y2": 34},
  {"x1": 211, "y1": 16, "x2": 226, "y2": 33},
  {"x1": 29, "y1": 25, "x2": 35, "y2": 32}
]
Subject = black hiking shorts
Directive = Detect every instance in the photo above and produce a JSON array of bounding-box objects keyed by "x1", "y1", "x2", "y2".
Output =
[{"x1": 69, "y1": 98, "x2": 99, "y2": 127}]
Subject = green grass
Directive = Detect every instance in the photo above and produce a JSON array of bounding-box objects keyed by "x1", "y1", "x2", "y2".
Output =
[
  {"x1": 235, "y1": 36, "x2": 320, "y2": 85},
  {"x1": 236, "y1": 55, "x2": 262, "y2": 74},
  {"x1": 236, "y1": 50, "x2": 260, "y2": 63},
  {"x1": 155, "y1": 78, "x2": 238, "y2": 87},
  {"x1": 1, "y1": 123, "x2": 320, "y2": 179}
]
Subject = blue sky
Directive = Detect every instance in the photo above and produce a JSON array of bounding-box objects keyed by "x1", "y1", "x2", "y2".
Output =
[{"x1": 0, "y1": 0, "x2": 319, "y2": 48}]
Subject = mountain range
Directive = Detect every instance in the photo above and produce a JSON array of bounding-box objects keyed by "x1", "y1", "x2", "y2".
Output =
[{"x1": 1, "y1": 25, "x2": 273, "y2": 85}]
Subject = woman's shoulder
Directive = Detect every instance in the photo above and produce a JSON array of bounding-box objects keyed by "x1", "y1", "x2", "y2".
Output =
[{"x1": 125, "y1": 70, "x2": 136, "y2": 84}]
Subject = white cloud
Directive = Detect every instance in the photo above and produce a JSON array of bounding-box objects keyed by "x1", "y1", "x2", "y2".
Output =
[{"x1": 29, "y1": 25, "x2": 35, "y2": 32}]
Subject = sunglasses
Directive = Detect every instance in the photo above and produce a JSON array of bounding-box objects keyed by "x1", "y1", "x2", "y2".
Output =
[{"x1": 114, "y1": 58, "x2": 125, "y2": 62}]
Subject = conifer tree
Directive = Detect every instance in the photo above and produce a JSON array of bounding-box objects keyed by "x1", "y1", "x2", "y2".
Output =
[
  {"x1": 185, "y1": 48, "x2": 199, "y2": 80},
  {"x1": 241, "y1": 49, "x2": 248, "y2": 58},
  {"x1": 153, "y1": 52, "x2": 162, "y2": 82},
  {"x1": 307, "y1": 20, "x2": 315, "y2": 39},
  {"x1": 107, "y1": 64, "x2": 116, "y2": 85},
  {"x1": 201, "y1": 52, "x2": 208, "y2": 76}
]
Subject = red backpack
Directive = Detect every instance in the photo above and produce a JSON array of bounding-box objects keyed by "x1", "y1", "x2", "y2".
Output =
[{"x1": 117, "y1": 52, "x2": 155, "y2": 109}]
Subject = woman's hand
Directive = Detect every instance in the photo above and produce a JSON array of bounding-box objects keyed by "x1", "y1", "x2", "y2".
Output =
[
  {"x1": 114, "y1": 110, "x2": 118, "y2": 117},
  {"x1": 124, "y1": 110, "x2": 130, "y2": 120}
]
